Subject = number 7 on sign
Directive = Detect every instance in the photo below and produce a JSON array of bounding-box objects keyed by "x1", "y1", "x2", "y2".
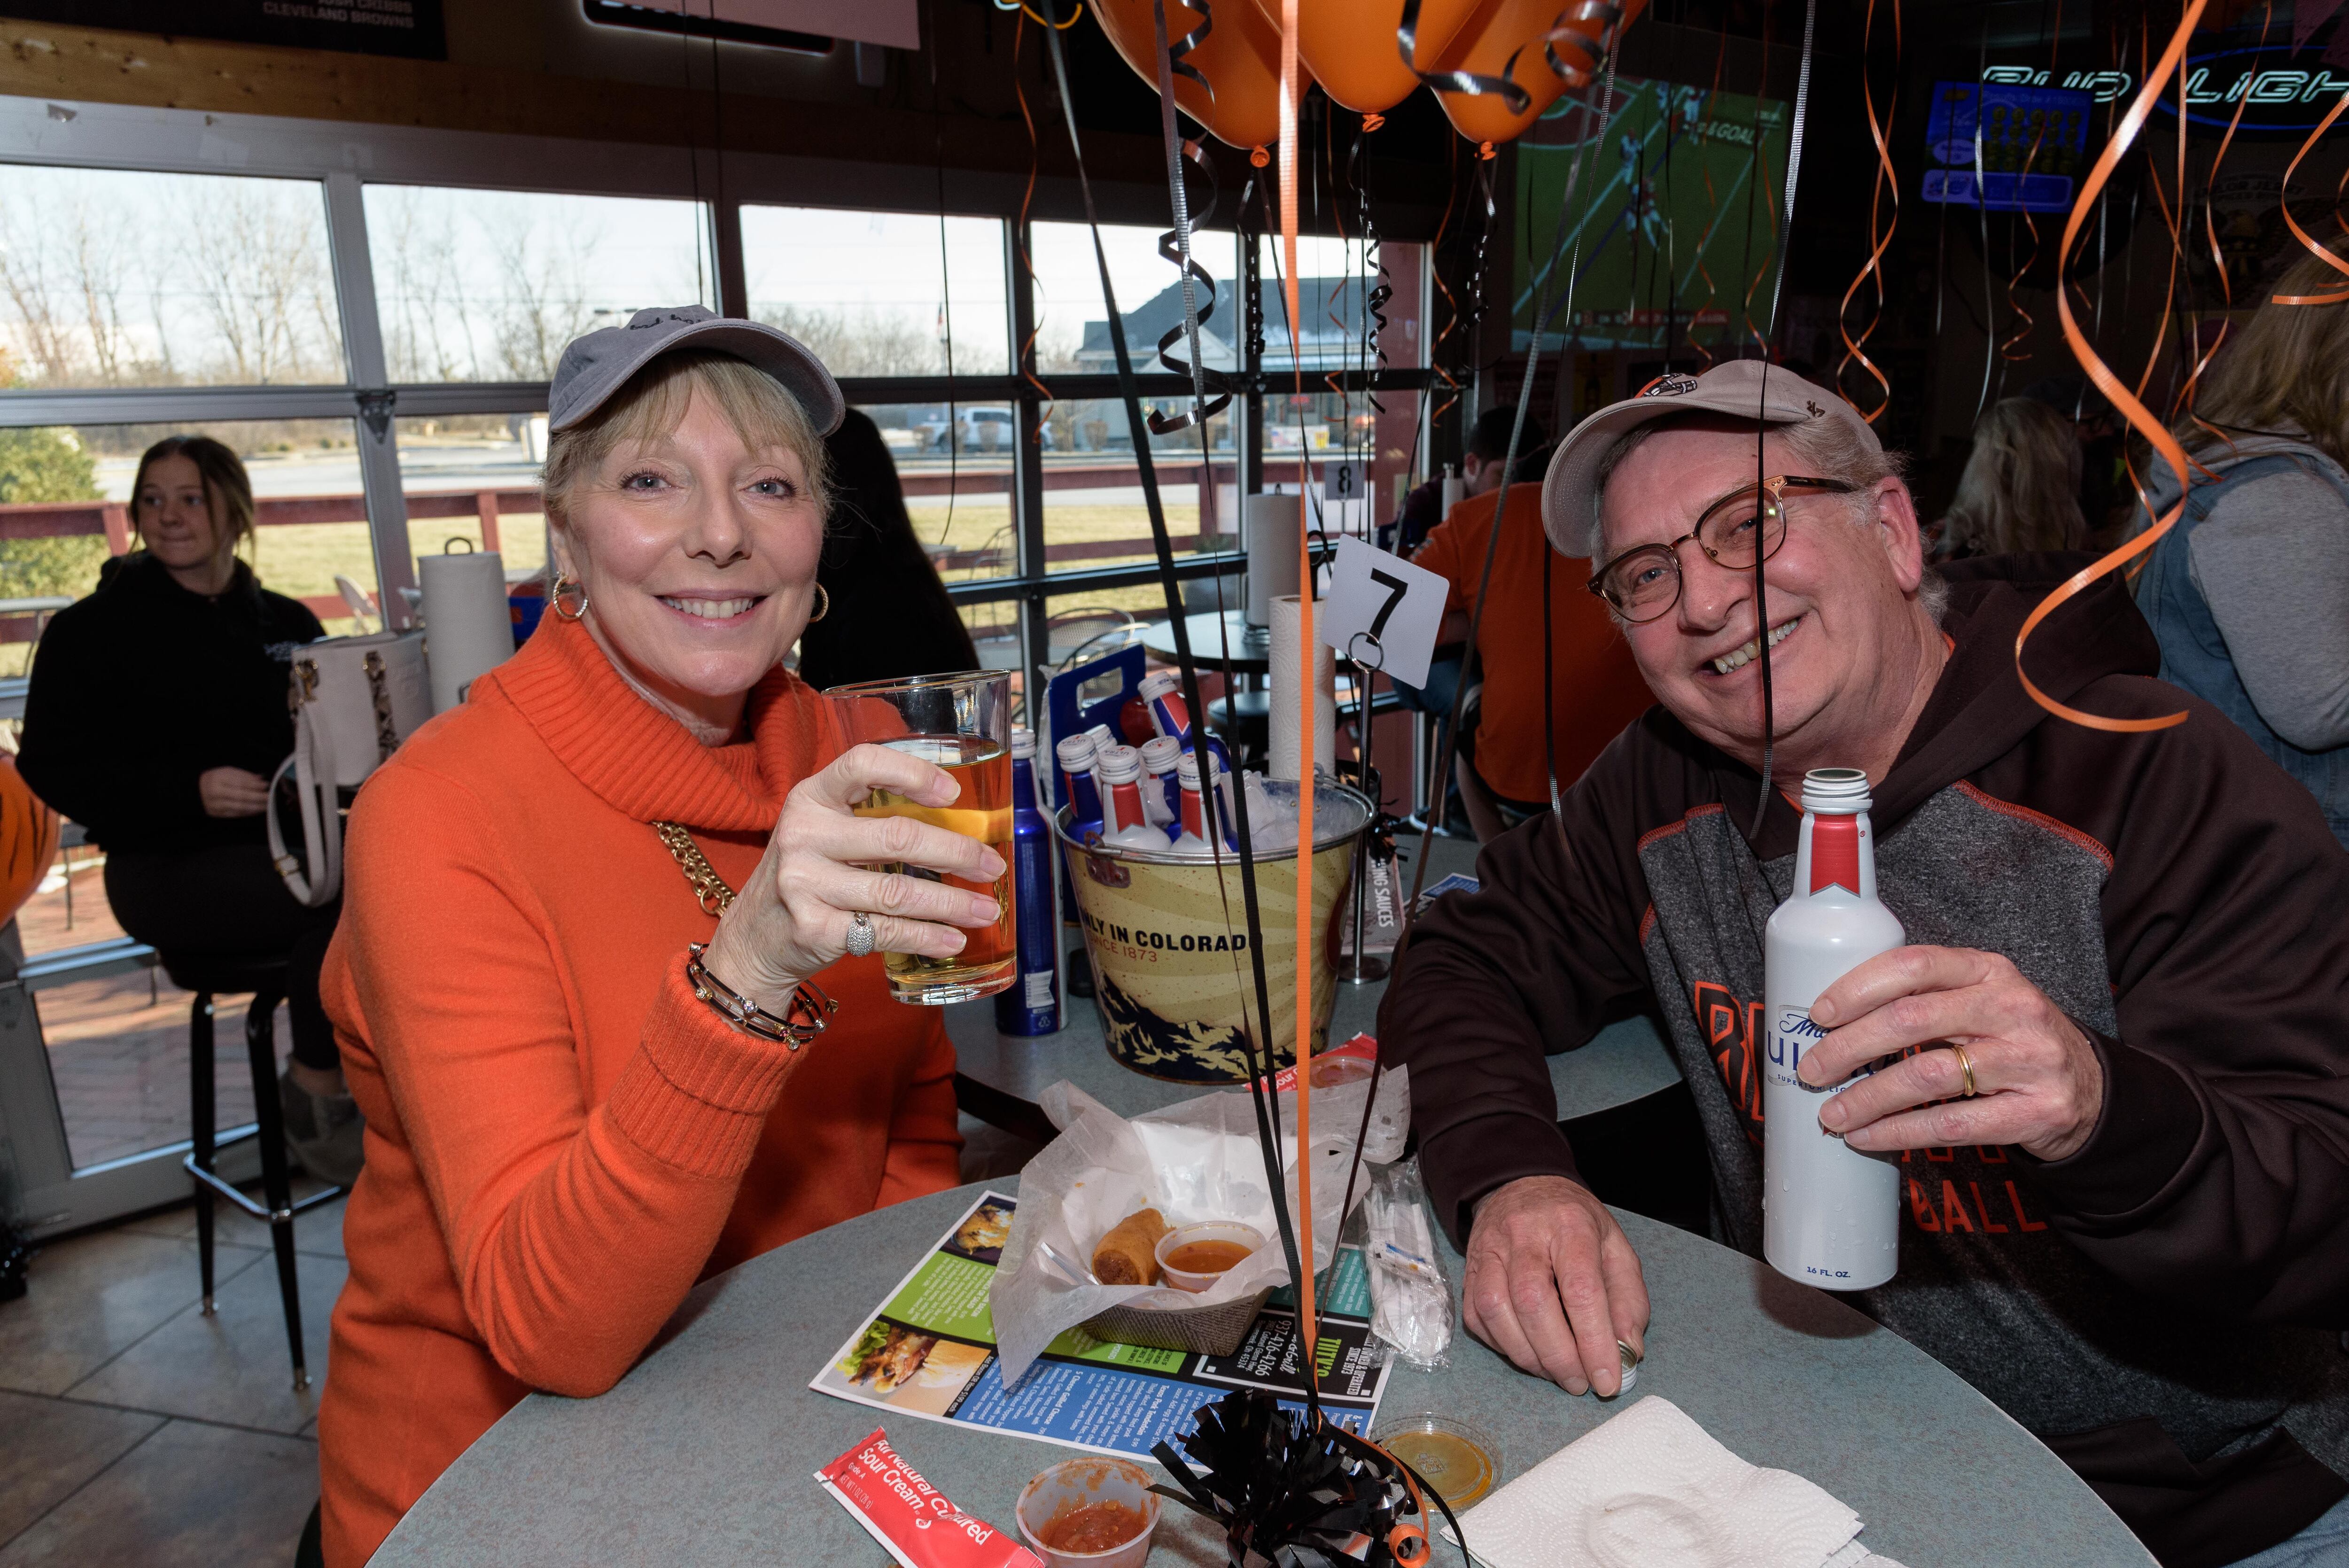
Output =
[{"x1": 1321, "y1": 536, "x2": 1449, "y2": 689}]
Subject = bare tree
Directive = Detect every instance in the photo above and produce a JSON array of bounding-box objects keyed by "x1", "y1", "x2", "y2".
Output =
[
  {"x1": 0, "y1": 188, "x2": 140, "y2": 386},
  {"x1": 756, "y1": 302, "x2": 945, "y2": 377}
]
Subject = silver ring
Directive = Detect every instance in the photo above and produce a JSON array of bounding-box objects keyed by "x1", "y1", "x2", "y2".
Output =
[{"x1": 843, "y1": 911, "x2": 876, "y2": 957}]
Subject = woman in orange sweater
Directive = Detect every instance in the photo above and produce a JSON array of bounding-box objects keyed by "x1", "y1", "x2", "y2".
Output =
[{"x1": 315, "y1": 307, "x2": 1003, "y2": 1565}]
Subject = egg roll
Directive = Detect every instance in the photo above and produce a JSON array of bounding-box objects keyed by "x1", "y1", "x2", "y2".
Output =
[{"x1": 1091, "y1": 1207, "x2": 1170, "y2": 1286}]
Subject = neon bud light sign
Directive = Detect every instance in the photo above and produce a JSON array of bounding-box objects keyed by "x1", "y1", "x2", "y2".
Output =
[{"x1": 1982, "y1": 47, "x2": 2349, "y2": 131}]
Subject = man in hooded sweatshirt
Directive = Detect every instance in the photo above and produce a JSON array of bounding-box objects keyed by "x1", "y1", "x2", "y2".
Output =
[
  {"x1": 1379, "y1": 359, "x2": 2349, "y2": 1568},
  {"x1": 2133, "y1": 238, "x2": 2349, "y2": 848}
]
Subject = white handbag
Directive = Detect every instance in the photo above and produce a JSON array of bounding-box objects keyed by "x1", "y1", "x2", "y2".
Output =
[{"x1": 268, "y1": 631, "x2": 430, "y2": 906}]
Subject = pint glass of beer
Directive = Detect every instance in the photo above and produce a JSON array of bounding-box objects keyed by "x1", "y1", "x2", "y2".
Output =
[{"x1": 822, "y1": 669, "x2": 1016, "y2": 1004}]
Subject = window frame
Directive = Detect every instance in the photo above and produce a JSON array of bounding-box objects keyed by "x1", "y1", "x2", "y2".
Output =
[{"x1": 0, "y1": 92, "x2": 1433, "y2": 681}]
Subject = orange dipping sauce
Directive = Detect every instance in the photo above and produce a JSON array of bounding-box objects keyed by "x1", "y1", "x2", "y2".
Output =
[
  {"x1": 1163, "y1": 1238, "x2": 1253, "y2": 1275},
  {"x1": 1037, "y1": 1501, "x2": 1148, "y2": 1554}
]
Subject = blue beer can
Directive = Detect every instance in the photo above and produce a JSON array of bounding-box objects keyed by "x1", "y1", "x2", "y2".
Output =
[{"x1": 996, "y1": 728, "x2": 1063, "y2": 1035}]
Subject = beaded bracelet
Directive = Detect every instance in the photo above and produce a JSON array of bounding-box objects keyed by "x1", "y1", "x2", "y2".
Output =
[{"x1": 684, "y1": 944, "x2": 837, "y2": 1048}]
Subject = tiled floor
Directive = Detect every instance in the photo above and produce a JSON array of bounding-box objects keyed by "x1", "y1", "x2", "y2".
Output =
[
  {"x1": 18, "y1": 854, "x2": 287, "y2": 1172},
  {"x1": 0, "y1": 1176, "x2": 344, "y2": 1566},
  {"x1": 0, "y1": 1118, "x2": 1040, "y2": 1565}
]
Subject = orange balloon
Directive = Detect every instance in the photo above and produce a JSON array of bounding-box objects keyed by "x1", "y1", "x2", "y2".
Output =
[
  {"x1": 1090, "y1": 0, "x2": 1308, "y2": 152},
  {"x1": 0, "y1": 758, "x2": 59, "y2": 927},
  {"x1": 1431, "y1": 0, "x2": 1647, "y2": 146},
  {"x1": 1245, "y1": 0, "x2": 1484, "y2": 115}
]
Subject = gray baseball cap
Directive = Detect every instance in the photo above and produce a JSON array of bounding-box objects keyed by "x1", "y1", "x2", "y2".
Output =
[
  {"x1": 1540, "y1": 359, "x2": 1877, "y2": 558},
  {"x1": 546, "y1": 304, "x2": 845, "y2": 435}
]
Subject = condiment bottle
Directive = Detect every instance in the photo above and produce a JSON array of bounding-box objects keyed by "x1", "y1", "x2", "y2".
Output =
[{"x1": 1763, "y1": 767, "x2": 1906, "y2": 1291}]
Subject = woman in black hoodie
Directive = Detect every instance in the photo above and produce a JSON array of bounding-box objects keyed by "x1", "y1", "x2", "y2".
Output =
[{"x1": 18, "y1": 436, "x2": 361, "y2": 1184}]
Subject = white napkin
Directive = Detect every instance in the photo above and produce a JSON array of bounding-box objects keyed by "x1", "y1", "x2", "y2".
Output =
[{"x1": 1450, "y1": 1397, "x2": 1907, "y2": 1568}]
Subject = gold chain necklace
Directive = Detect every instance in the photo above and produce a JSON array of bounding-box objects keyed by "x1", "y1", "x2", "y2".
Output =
[{"x1": 653, "y1": 821, "x2": 734, "y2": 915}]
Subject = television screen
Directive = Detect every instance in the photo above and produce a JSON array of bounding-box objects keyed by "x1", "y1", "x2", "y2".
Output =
[{"x1": 1921, "y1": 80, "x2": 2094, "y2": 213}]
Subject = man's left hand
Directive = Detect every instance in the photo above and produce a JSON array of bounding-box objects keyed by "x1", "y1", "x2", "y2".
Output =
[{"x1": 1797, "y1": 947, "x2": 2104, "y2": 1162}]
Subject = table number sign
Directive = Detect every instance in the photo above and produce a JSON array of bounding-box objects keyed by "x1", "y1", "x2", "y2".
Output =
[{"x1": 1320, "y1": 537, "x2": 1448, "y2": 689}]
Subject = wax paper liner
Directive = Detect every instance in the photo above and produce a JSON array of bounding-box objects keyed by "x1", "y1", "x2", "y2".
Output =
[{"x1": 988, "y1": 1068, "x2": 1408, "y2": 1388}]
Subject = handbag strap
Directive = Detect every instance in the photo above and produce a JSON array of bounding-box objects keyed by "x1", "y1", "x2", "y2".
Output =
[{"x1": 269, "y1": 660, "x2": 345, "y2": 907}]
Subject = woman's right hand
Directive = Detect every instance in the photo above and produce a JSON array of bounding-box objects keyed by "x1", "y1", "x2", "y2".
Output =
[
  {"x1": 199, "y1": 766, "x2": 272, "y2": 819},
  {"x1": 699, "y1": 742, "x2": 1006, "y2": 1016}
]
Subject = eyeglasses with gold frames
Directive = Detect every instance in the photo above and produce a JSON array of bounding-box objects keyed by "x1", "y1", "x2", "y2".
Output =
[{"x1": 1586, "y1": 475, "x2": 1858, "y2": 623}]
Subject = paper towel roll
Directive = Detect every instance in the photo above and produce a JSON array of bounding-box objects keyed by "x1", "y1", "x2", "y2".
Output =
[
  {"x1": 1245, "y1": 492, "x2": 1303, "y2": 628},
  {"x1": 1440, "y1": 469, "x2": 1466, "y2": 520},
  {"x1": 418, "y1": 548, "x2": 512, "y2": 713},
  {"x1": 1268, "y1": 593, "x2": 1335, "y2": 783}
]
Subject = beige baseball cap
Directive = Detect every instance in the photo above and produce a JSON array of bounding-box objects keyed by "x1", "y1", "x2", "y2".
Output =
[
  {"x1": 1540, "y1": 359, "x2": 1877, "y2": 558},
  {"x1": 547, "y1": 304, "x2": 844, "y2": 435}
]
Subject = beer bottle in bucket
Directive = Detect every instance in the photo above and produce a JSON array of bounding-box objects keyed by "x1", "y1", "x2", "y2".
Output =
[
  {"x1": 1095, "y1": 745, "x2": 1168, "y2": 852},
  {"x1": 1137, "y1": 667, "x2": 1231, "y2": 777},
  {"x1": 1056, "y1": 734, "x2": 1104, "y2": 841},
  {"x1": 1169, "y1": 750, "x2": 1220, "y2": 857},
  {"x1": 1764, "y1": 767, "x2": 1906, "y2": 1291},
  {"x1": 1138, "y1": 736, "x2": 1183, "y2": 838},
  {"x1": 996, "y1": 728, "x2": 1062, "y2": 1036}
]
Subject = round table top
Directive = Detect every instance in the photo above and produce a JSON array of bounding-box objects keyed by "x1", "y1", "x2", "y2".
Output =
[
  {"x1": 1141, "y1": 609, "x2": 1269, "y2": 674},
  {"x1": 947, "y1": 832, "x2": 1683, "y2": 1135},
  {"x1": 376, "y1": 1180, "x2": 2152, "y2": 1568}
]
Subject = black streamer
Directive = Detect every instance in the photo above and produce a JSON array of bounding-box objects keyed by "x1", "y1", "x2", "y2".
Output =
[
  {"x1": 1399, "y1": 0, "x2": 1532, "y2": 114},
  {"x1": 1147, "y1": 136, "x2": 1237, "y2": 433},
  {"x1": 1034, "y1": 0, "x2": 1312, "y2": 1419}
]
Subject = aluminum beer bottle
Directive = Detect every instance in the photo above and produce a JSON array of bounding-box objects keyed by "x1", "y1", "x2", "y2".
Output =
[
  {"x1": 1055, "y1": 733, "x2": 1104, "y2": 842},
  {"x1": 1138, "y1": 736, "x2": 1183, "y2": 837},
  {"x1": 1167, "y1": 750, "x2": 1220, "y2": 857},
  {"x1": 1137, "y1": 667, "x2": 1232, "y2": 776},
  {"x1": 1094, "y1": 745, "x2": 1169, "y2": 852},
  {"x1": 1763, "y1": 766, "x2": 1907, "y2": 1291},
  {"x1": 995, "y1": 729, "x2": 1062, "y2": 1036}
]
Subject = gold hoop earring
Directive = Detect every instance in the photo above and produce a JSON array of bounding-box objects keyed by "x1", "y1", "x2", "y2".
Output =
[
  {"x1": 807, "y1": 583, "x2": 829, "y2": 624},
  {"x1": 552, "y1": 574, "x2": 589, "y2": 621}
]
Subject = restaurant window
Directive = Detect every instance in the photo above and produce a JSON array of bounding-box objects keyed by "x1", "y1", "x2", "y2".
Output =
[
  {"x1": 741, "y1": 206, "x2": 1009, "y2": 376},
  {"x1": 393, "y1": 413, "x2": 551, "y2": 586},
  {"x1": 1028, "y1": 222, "x2": 1241, "y2": 375},
  {"x1": 0, "y1": 416, "x2": 372, "y2": 643},
  {"x1": 1028, "y1": 223, "x2": 1241, "y2": 579},
  {"x1": 363, "y1": 185, "x2": 716, "y2": 381},
  {"x1": 842, "y1": 402, "x2": 1019, "y2": 586},
  {"x1": 0, "y1": 164, "x2": 346, "y2": 389}
]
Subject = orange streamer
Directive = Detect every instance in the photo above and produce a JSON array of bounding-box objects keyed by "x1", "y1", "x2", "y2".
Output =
[
  {"x1": 1276, "y1": 0, "x2": 1319, "y2": 1382},
  {"x1": 2273, "y1": 90, "x2": 2349, "y2": 303},
  {"x1": 2020, "y1": 0, "x2": 2205, "y2": 734},
  {"x1": 1836, "y1": 0, "x2": 1899, "y2": 421}
]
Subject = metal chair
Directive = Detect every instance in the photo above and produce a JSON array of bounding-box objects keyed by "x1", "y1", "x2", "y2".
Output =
[{"x1": 168, "y1": 954, "x2": 343, "y2": 1392}]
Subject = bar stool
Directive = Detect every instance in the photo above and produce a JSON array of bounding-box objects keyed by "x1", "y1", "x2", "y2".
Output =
[{"x1": 169, "y1": 954, "x2": 344, "y2": 1392}]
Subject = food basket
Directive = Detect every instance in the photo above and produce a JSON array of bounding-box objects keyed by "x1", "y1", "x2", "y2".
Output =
[{"x1": 1079, "y1": 1287, "x2": 1274, "y2": 1358}]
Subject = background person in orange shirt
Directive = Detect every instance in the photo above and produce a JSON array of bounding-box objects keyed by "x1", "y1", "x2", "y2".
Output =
[
  {"x1": 1413, "y1": 438, "x2": 1652, "y2": 841},
  {"x1": 315, "y1": 308, "x2": 998, "y2": 1566}
]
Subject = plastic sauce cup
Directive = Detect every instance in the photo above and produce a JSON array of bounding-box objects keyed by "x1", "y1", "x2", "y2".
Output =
[
  {"x1": 1152, "y1": 1221, "x2": 1265, "y2": 1293},
  {"x1": 1015, "y1": 1458, "x2": 1161, "y2": 1568}
]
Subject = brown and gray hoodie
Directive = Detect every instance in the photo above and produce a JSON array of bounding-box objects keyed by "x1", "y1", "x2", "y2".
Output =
[{"x1": 1379, "y1": 555, "x2": 2349, "y2": 1568}]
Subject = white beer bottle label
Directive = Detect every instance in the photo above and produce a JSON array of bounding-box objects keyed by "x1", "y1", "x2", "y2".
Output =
[{"x1": 1762, "y1": 767, "x2": 1906, "y2": 1291}]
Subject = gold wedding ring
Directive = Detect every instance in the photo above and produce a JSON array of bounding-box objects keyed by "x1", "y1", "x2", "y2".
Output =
[{"x1": 1952, "y1": 1043, "x2": 1978, "y2": 1098}]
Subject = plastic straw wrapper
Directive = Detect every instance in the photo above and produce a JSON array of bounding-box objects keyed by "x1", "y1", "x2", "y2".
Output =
[{"x1": 1364, "y1": 1156, "x2": 1455, "y2": 1370}]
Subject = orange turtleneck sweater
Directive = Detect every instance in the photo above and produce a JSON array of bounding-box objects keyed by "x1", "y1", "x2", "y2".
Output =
[{"x1": 315, "y1": 618, "x2": 960, "y2": 1566}]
